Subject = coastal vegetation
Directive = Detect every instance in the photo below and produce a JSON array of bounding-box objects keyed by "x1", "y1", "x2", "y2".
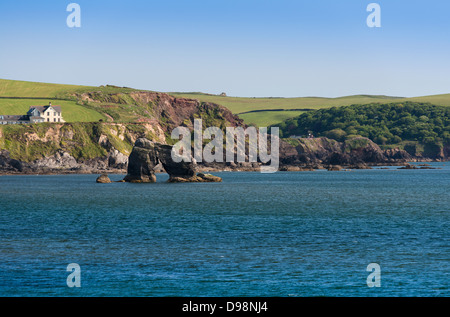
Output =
[
  {"x1": 0, "y1": 122, "x2": 153, "y2": 162},
  {"x1": 274, "y1": 102, "x2": 450, "y2": 154},
  {"x1": 0, "y1": 79, "x2": 449, "y2": 166}
]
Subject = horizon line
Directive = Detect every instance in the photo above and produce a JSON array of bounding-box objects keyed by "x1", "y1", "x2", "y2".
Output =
[{"x1": 1, "y1": 77, "x2": 449, "y2": 100}]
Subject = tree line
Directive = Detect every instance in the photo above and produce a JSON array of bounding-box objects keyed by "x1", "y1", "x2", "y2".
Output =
[{"x1": 274, "y1": 102, "x2": 450, "y2": 146}]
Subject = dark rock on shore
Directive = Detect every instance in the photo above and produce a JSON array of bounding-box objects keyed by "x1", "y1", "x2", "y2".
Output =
[
  {"x1": 398, "y1": 163, "x2": 438, "y2": 170},
  {"x1": 348, "y1": 163, "x2": 372, "y2": 169},
  {"x1": 327, "y1": 165, "x2": 342, "y2": 171},
  {"x1": 0, "y1": 150, "x2": 24, "y2": 172},
  {"x1": 279, "y1": 136, "x2": 420, "y2": 169}
]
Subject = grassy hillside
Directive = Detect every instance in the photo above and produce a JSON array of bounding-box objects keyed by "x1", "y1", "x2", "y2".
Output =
[
  {"x1": 1, "y1": 79, "x2": 450, "y2": 126},
  {"x1": 169, "y1": 93, "x2": 406, "y2": 113},
  {"x1": 0, "y1": 78, "x2": 88, "y2": 98},
  {"x1": 239, "y1": 110, "x2": 306, "y2": 127},
  {"x1": 0, "y1": 98, "x2": 105, "y2": 122},
  {"x1": 170, "y1": 92, "x2": 450, "y2": 126},
  {"x1": 0, "y1": 79, "x2": 148, "y2": 123}
]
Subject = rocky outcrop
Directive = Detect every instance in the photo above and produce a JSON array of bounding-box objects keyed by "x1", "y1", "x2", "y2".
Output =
[
  {"x1": 277, "y1": 136, "x2": 450, "y2": 170},
  {"x1": 384, "y1": 148, "x2": 413, "y2": 162},
  {"x1": 31, "y1": 150, "x2": 79, "y2": 169},
  {"x1": 279, "y1": 137, "x2": 401, "y2": 168},
  {"x1": 168, "y1": 173, "x2": 223, "y2": 183},
  {"x1": 124, "y1": 138, "x2": 221, "y2": 183},
  {"x1": 0, "y1": 150, "x2": 23, "y2": 172},
  {"x1": 123, "y1": 138, "x2": 159, "y2": 183},
  {"x1": 96, "y1": 173, "x2": 112, "y2": 183},
  {"x1": 155, "y1": 143, "x2": 197, "y2": 181}
]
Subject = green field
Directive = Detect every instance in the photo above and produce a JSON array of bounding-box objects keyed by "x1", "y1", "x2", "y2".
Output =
[
  {"x1": 0, "y1": 98, "x2": 106, "y2": 122},
  {"x1": 239, "y1": 110, "x2": 306, "y2": 127},
  {"x1": 168, "y1": 93, "x2": 407, "y2": 113},
  {"x1": 170, "y1": 92, "x2": 450, "y2": 126},
  {"x1": 0, "y1": 79, "x2": 149, "y2": 123},
  {"x1": 0, "y1": 78, "x2": 88, "y2": 98},
  {"x1": 1, "y1": 79, "x2": 450, "y2": 125}
]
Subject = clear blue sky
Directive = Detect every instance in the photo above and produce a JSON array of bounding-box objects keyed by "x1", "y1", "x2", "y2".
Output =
[{"x1": 0, "y1": 0, "x2": 449, "y2": 97}]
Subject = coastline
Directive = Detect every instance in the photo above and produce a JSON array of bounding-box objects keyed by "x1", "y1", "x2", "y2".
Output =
[{"x1": 0, "y1": 160, "x2": 446, "y2": 176}]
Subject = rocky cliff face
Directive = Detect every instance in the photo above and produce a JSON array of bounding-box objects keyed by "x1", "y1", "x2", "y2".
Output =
[
  {"x1": 0, "y1": 91, "x2": 246, "y2": 175},
  {"x1": 279, "y1": 137, "x2": 412, "y2": 168},
  {"x1": 0, "y1": 88, "x2": 444, "y2": 174},
  {"x1": 0, "y1": 122, "x2": 158, "y2": 174},
  {"x1": 76, "y1": 90, "x2": 245, "y2": 131}
]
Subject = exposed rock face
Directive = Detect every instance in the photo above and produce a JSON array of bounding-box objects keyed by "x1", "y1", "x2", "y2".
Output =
[
  {"x1": 384, "y1": 148, "x2": 413, "y2": 162},
  {"x1": 123, "y1": 138, "x2": 159, "y2": 183},
  {"x1": 31, "y1": 150, "x2": 79, "y2": 169},
  {"x1": 155, "y1": 143, "x2": 197, "y2": 180},
  {"x1": 124, "y1": 138, "x2": 221, "y2": 183},
  {"x1": 108, "y1": 149, "x2": 129, "y2": 170},
  {"x1": 279, "y1": 137, "x2": 399, "y2": 168},
  {"x1": 0, "y1": 150, "x2": 23, "y2": 172}
]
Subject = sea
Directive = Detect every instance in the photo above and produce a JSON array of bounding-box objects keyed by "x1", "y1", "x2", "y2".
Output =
[{"x1": 0, "y1": 162, "x2": 448, "y2": 297}]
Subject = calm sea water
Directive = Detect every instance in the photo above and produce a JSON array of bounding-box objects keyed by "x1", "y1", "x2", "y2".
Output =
[{"x1": 0, "y1": 163, "x2": 448, "y2": 297}]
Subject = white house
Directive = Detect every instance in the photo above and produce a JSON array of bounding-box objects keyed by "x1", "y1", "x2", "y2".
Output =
[
  {"x1": 27, "y1": 102, "x2": 65, "y2": 123},
  {"x1": 0, "y1": 102, "x2": 65, "y2": 125}
]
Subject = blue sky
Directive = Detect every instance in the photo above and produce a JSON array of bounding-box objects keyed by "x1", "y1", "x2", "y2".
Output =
[{"x1": 0, "y1": 0, "x2": 450, "y2": 97}]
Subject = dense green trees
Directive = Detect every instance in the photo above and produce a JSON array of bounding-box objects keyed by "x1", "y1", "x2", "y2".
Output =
[{"x1": 275, "y1": 102, "x2": 450, "y2": 146}]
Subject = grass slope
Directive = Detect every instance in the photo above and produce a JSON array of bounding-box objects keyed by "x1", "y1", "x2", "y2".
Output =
[
  {"x1": 0, "y1": 98, "x2": 105, "y2": 122},
  {"x1": 239, "y1": 110, "x2": 306, "y2": 127},
  {"x1": 0, "y1": 79, "x2": 143, "y2": 123},
  {"x1": 0, "y1": 78, "x2": 88, "y2": 98},
  {"x1": 1, "y1": 79, "x2": 450, "y2": 126},
  {"x1": 170, "y1": 92, "x2": 450, "y2": 126}
]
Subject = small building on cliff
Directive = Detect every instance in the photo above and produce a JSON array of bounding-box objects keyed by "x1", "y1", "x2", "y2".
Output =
[{"x1": 0, "y1": 102, "x2": 65, "y2": 125}]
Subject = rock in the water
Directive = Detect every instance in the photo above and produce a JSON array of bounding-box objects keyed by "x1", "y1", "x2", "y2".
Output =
[
  {"x1": 197, "y1": 172, "x2": 222, "y2": 182},
  {"x1": 167, "y1": 173, "x2": 222, "y2": 183},
  {"x1": 156, "y1": 144, "x2": 197, "y2": 179},
  {"x1": 123, "y1": 138, "x2": 222, "y2": 183},
  {"x1": 96, "y1": 173, "x2": 112, "y2": 183},
  {"x1": 327, "y1": 165, "x2": 342, "y2": 171},
  {"x1": 398, "y1": 164, "x2": 418, "y2": 170},
  {"x1": 349, "y1": 163, "x2": 372, "y2": 169},
  {"x1": 123, "y1": 138, "x2": 159, "y2": 183}
]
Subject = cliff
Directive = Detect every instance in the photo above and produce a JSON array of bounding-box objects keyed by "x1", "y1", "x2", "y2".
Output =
[
  {"x1": 0, "y1": 89, "x2": 442, "y2": 174},
  {"x1": 0, "y1": 90, "x2": 245, "y2": 174},
  {"x1": 279, "y1": 136, "x2": 413, "y2": 169}
]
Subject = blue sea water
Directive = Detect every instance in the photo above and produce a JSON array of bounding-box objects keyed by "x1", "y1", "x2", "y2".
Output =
[{"x1": 0, "y1": 163, "x2": 449, "y2": 297}]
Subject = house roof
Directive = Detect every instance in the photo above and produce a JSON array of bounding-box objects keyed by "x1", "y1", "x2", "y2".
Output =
[{"x1": 29, "y1": 105, "x2": 62, "y2": 113}]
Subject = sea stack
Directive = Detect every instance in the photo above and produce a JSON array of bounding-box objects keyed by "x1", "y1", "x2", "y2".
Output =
[{"x1": 123, "y1": 138, "x2": 222, "y2": 183}]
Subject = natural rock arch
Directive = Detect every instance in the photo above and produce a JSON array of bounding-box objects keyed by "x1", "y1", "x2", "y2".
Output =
[{"x1": 123, "y1": 138, "x2": 221, "y2": 183}]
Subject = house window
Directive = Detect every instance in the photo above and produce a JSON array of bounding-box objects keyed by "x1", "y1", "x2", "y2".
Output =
[
  {"x1": 54, "y1": 118, "x2": 56, "y2": 122},
  {"x1": 47, "y1": 118, "x2": 49, "y2": 122},
  {"x1": 58, "y1": 118, "x2": 61, "y2": 122}
]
